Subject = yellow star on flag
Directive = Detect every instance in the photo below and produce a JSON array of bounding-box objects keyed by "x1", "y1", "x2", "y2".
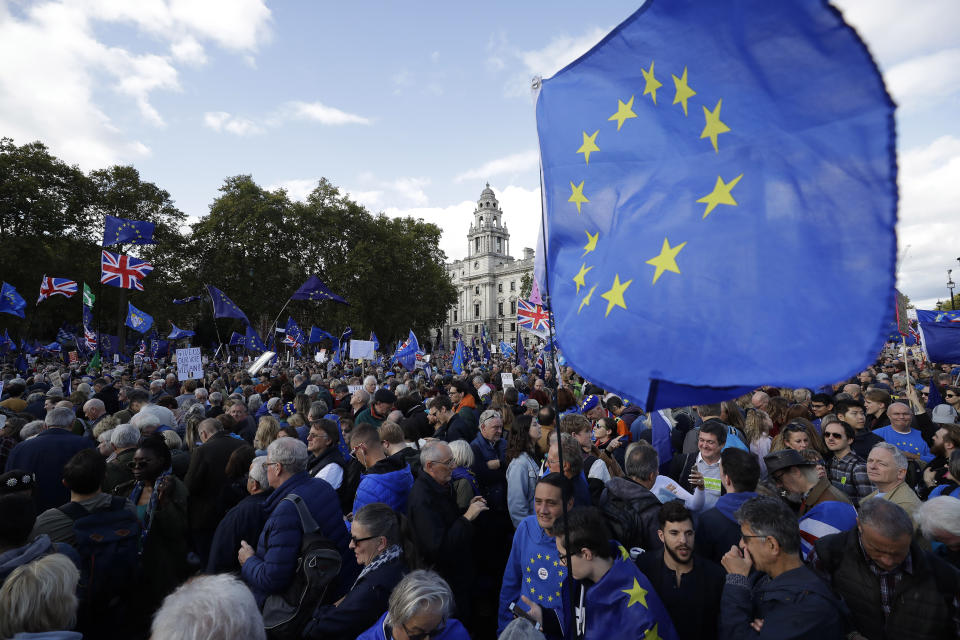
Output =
[
  {"x1": 697, "y1": 174, "x2": 743, "y2": 218},
  {"x1": 526, "y1": 577, "x2": 531, "y2": 583},
  {"x1": 641, "y1": 61, "x2": 662, "y2": 104},
  {"x1": 646, "y1": 238, "x2": 687, "y2": 285},
  {"x1": 600, "y1": 275, "x2": 632, "y2": 317},
  {"x1": 643, "y1": 624, "x2": 663, "y2": 640},
  {"x1": 576, "y1": 130, "x2": 600, "y2": 164},
  {"x1": 547, "y1": 596, "x2": 553, "y2": 602},
  {"x1": 545, "y1": 555, "x2": 550, "y2": 561},
  {"x1": 672, "y1": 67, "x2": 696, "y2": 116},
  {"x1": 568, "y1": 181, "x2": 589, "y2": 213},
  {"x1": 622, "y1": 578, "x2": 649, "y2": 608},
  {"x1": 701, "y1": 99, "x2": 730, "y2": 153},
  {"x1": 538, "y1": 595, "x2": 543, "y2": 601},
  {"x1": 578, "y1": 285, "x2": 597, "y2": 314},
  {"x1": 608, "y1": 96, "x2": 637, "y2": 130},
  {"x1": 537, "y1": 554, "x2": 543, "y2": 559},
  {"x1": 582, "y1": 230, "x2": 599, "y2": 256},
  {"x1": 573, "y1": 263, "x2": 593, "y2": 294}
]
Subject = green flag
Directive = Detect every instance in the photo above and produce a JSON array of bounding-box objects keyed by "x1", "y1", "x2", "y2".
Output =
[
  {"x1": 82, "y1": 283, "x2": 95, "y2": 307},
  {"x1": 87, "y1": 351, "x2": 100, "y2": 373}
]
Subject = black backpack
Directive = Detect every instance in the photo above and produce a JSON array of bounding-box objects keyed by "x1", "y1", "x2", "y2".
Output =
[
  {"x1": 262, "y1": 493, "x2": 342, "y2": 640},
  {"x1": 58, "y1": 496, "x2": 141, "y2": 624}
]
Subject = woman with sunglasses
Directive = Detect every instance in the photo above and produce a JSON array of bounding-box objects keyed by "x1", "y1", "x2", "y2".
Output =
[
  {"x1": 304, "y1": 502, "x2": 418, "y2": 640},
  {"x1": 357, "y1": 569, "x2": 469, "y2": 640}
]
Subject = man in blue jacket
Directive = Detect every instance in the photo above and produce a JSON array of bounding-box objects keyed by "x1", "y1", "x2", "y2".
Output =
[
  {"x1": 238, "y1": 437, "x2": 358, "y2": 605},
  {"x1": 695, "y1": 448, "x2": 760, "y2": 564},
  {"x1": 719, "y1": 496, "x2": 846, "y2": 639},
  {"x1": 348, "y1": 424, "x2": 414, "y2": 522}
]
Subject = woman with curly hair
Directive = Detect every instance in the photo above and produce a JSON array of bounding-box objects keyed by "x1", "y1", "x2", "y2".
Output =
[
  {"x1": 743, "y1": 408, "x2": 773, "y2": 477},
  {"x1": 505, "y1": 414, "x2": 541, "y2": 526}
]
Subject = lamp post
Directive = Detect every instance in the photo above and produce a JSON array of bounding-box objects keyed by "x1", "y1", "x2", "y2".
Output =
[
  {"x1": 949, "y1": 269, "x2": 956, "y2": 311},
  {"x1": 937, "y1": 300, "x2": 943, "y2": 311}
]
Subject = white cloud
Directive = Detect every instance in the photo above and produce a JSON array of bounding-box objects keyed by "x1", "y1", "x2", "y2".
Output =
[
  {"x1": 203, "y1": 111, "x2": 263, "y2": 136},
  {"x1": 269, "y1": 178, "x2": 319, "y2": 202},
  {"x1": 885, "y1": 49, "x2": 960, "y2": 110},
  {"x1": 386, "y1": 177, "x2": 430, "y2": 206},
  {"x1": 286, "y1": 101, "x2": 371, "y2": 126},
  {"x1": 455, "y1": 150, "x2": 539, "y2": 183},
  {"x1": 269, "y1": 175, "x2": 426, "y2": 210},
  {"x1": 0, "y1": 0, "x2": 271, "y2": 169}
]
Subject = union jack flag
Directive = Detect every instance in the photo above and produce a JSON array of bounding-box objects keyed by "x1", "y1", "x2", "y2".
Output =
[
  {"x1": 37, "y1": 276, "x2": 78, "y2": 304},
  {"x1": 135, "y1": 340, "x2": 147, "y2": 357},
  {"x1": 517, "y1": 298, "x2": 553, "y2": 338},
  {"x1": 83, "y1": 326, "x2": 97, "y2": 351},
  {"x1": 101, "y1": 250, "x2": 153, "y2": 291}
]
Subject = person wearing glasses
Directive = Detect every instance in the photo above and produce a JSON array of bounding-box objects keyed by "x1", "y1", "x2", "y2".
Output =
[
  {"x1": 823, "y1": 420, "x2": 873, "y2": 507},
  {"x1": 357, "y1": 570, "x2": 470, "y2": 640},
  {"x1": 720, "y1": 497, "x2": 846, "y2": 640},
  {"x1": 304, "y1": 503, "x2": 416, "y2": 640}
]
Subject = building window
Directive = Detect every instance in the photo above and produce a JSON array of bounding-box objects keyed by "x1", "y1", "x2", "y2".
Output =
[
  {"x1": 475, "y1": 238, "x2": 480, "y2": 252},
  {"x1": 510, "y1": 281, "x2": 516, "y2": 291},
  {"x1": 474, "y1": 304, "x2": 480, "y2": 319},
  {"x1": 474, "y1": 324, "x2": 479, "y2": 333},
  {"x1": 510, "y1": 301, "x2": 516, "y2": 314},
  {"x1": 453, "y1": 310, "x2": 457, "y2": 322},
  {"x1": 497, "y1": 237, "x2": 502, "y2": 252},
  {"x1": 475, "y1": 286, "x2": 479, "y2": 295},
  {"x1": 511, "y1": 322, "x2": 516, "y2": 332},
  {"x1": 498, "y1": 324, "x2": 503, "y2": 333},
  {"x1": 498, "y1": 302, "x2": 503, "y2": 316},
  {"x1": 498, "y1": 283, "x2": 502, "y2": 293}
]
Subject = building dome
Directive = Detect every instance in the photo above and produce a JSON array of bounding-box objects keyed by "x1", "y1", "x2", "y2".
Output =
[{"x1": 478, "y1": 182, "x2": 498, "y2": 207}]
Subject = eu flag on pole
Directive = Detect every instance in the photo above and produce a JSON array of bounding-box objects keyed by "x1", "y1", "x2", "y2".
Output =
[
  {"x1": 245, "y1": 325, "x2": 267, "y2": 352},
  {"x1": 206, "y1": 285, "x2": 249, "y2": 324},
  {"x1": 291, "y1": 275, "x2": 349, "y2": 304},
  {"x1": 0, "y1": 282, "x2": 26, "y2": 318},
  {"x1": 103, "y1": 215, "x2": 155, "y2": 246},
  {"x1": 452, "y1": 339, "x2": 465, "y2": 375},
  {"x1": 125, "y1": 302, "x2": 153, "y2": 334},
  {"x1": 167, "y1": 323, "x2": 195, "y2": 340},
  {"x1": 309, "y1": 327, "x2": 334, "y2": 344},
  {"x1": 283, "y1": 317, "x2": 306, "y2": 348},
  {"x1": 370, "y1": 332, "x2": 380, "y2": 352},
  {"x1": 228, "y1": 331, "x2": 245, "y2": 346},
  {"x1": 535, "y1": 0, "x2": 897, "y2": 410},
  {"x1": 396, "y1": 330, "x2": 420, "y2": 372}
]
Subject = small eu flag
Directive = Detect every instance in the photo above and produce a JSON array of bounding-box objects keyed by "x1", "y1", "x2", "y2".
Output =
[
  {"x1": 245, "y1": 325, "x2": 267, "y2": 352},
  {"x1": 102, "y1": 215, "x2": 155, "y2": 246},
  {"x1": 0, "y1": 282, "x2": 26, "y2": 318},
  {"x1": 167, "y1": 323, "x2": 195, "y2": 340},
  {"x1": 291, "y1": 275, "x2": 349, "y2": 304},
  {"x1": 535, "y1": 0, "x2": 897, "y2": 410},
  {"x1": 309, "y1": 327, "x2": 334, "y2": 344},
  {"x1": 452, "y1": 339, "x2": 465, "y2": 375},
  {"x1": 206, "y1": 285, "x2": 249, "y2": 324},
  {"x1": 125, "y1": 302, "x2": 153, "y2": 334}
]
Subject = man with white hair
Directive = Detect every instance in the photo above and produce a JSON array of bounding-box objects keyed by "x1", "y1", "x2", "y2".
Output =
[
  {"x1": 4, "y1": 406, "x2": 95, "y2": 511},
  {"x1": 149, "y1": 379, "x2": 166, "y2": 404},
  {"x1": 102, "y1": 423, "x2": 141, "y2": 494},
  {"x1": 863, "y1": 442, "x2": 922, "y2": 521},
  {"x1": 207, "y1": 456, "x2": 274, "y2": 574},
  {"x1": 82, "y1": 399, "x2": 107, "y2": 437},
  {"x1": 151, "y1": 574, "x2": 266, "y2": 640},
  {"x1": 238, "y1": 437, "x2": 357, "y2": 605}
]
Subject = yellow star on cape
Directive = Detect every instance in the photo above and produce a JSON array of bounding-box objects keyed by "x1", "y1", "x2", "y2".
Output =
[
  {"x1": 701, "y1": 99, "x2": 730, "y2": 153},
  {"x1": 538, "y1": 595, "x2": 544, "y2": 601},
  {"x1": 622, "y1": 578, "x2": 649, "y2": 608},
  {"x1": 572, "y1": 263, "x2": 593, "y2": 294},
  {"x1": 545, "y1": 555, "x2": 550, "y2": 560},
  {"x1": 643, "y1": 623, "x2": 663, "y2": 640},
  {"x1": 697, "y1": 174, "x2": 743, "y2": 218},
  {"x1": 526, "y1": 577, "x2": 532, "y2": 583},
  {"x1": 553, "y1": 561, "x2": 559, "y2": 567},
  {"x1": 582, "y1": 230, "x2": 598, "y2": 257},
  {"x1": 537, "y1": 554, "x2": 543, "y2": 559},
  {"x1": 600, "y1": 275, "x2": 632, "y2": 317},
  {"x1": 576, "y1": 130, "x2": 600, "y2": 164},
  {"x1": 641, "y1": 61, "x2": 662, "y2": 104},
  {"x1": 568, "y1": 181, "x2": 589, "y2": 213},
  {"x1": 547, "y1": 596, "x2": 553, "y2": 602},
  {"x1": 608, "y1": 96, "x2": 637, "y2": 130},
  {"x1": 578, "y1": 285, "x2": 597, "y2": 314},
  {"x1": 646, "y1": 238, "x2": 687, "y2": 285},
  {"x1": 672, "y1": 67, "x2": 696, "y2": 116}
]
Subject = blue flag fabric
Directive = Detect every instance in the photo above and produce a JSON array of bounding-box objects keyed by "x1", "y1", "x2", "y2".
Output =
[
  {"x1": 0, "y1": 330, "x2": 15, "y2": 353},
  {"x1": 290, "y1": 275, "x2": 349, "y2": 304},
  {"x1": 82, "y1": 304, "x2": 94, "y2": 329},
  {"x1": 151, "y1": 340, "x2": 169, "y2": 358},
  {"x1": 370, "y1": 332, "x2": 379, "y2": 352},
  {"x1": 283, "y1": 317, "x2": 306, "y2": 348},
  {"x1": 20, "y1": 339, "x2": 35, "y2": 355},
  {"x1": 535, "y1": 0, "x2": 896, "y2": 410},
  {"x1": 206, "y1": 285, "x2": 249, "y2": 324},
  {"x1": 245, "y1": 325, "x2": 267, "y2": 352},
  {"x1": 102, "y1": 214, "x2": 155, "y2": 246},
  {"x1": 499, "y1": 341, "x2": 515, "y2": 358},
  {"x1": 172, "y1": 295, "x2": 202, "y2": 305},
  {"x1": 395, "y1": 330, "x2": 421, "y2": 371},
  {"x1": 452, "y1": 339, "x2": 465, "y2": 375},
  {"x1": 917, "y1": 309, "x2": 960, "y2": 324},
  {"x1": 167, "y1": 323, "x2": 195, "y2": 340},
  {"x1": 0, "y1": 282, "x2": 26, "y2": 318},
  {"x1": 125, "y1": 303, "x2": 153, "y2": 334},
  {"x1": 918, "y1": 322, "x2": 960, "y2": 364},
  {"x1": 650, "y1": 409, "x2": 673, "y2": 474},
  {"x1": 517, "y1": 342, "x2": 527, "y2": 370},
  {"x1": 229, "y1": 331, "x2": 245, "y2": 346},
  {"x1": 309, "y1": 327, "x2": 334, "y2": 344}
]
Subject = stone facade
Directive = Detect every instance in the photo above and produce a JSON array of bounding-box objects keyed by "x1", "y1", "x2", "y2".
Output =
[{"x1": 440, "y1": 184, "x2": 534, "y2": 351}]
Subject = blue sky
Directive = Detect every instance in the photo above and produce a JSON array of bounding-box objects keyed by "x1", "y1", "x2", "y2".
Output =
[{"x1": 1, "y1": 0, "x2": 958, "y2": 308}]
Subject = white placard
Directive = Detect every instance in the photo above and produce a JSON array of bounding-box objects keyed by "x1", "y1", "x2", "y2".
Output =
[
  {"x1": 113, "y1": 354, "x2": 120, "y2": 364},
  {"x1": 501, "y1": 372, "x2": 515, "y2": 388},
  {"x1": 176, "y1": 347, "x2": 203, "y2": 381},
  {"x1": 349, "y1": 340, "x2": 375, "y2": 360},
  {"x1": 348, "y1": 385, "x2": 362, "y2": 394}
]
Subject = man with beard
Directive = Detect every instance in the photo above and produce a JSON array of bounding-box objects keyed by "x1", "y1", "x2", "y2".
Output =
[
  {"x1": 635, "y1": 501, "x2": 724, "y2": 640},
  {"x1": 923, "y1": 423, "x2": 960, "y2": 495}
]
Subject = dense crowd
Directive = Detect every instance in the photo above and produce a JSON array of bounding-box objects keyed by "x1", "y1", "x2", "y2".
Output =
[{"x1": 0, "y1": 345, "x2": 958, "y2": 640}]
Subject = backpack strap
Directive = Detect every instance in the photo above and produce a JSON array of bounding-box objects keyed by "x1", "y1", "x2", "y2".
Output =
[
  {"x1": 284, "y1": 493, "x2": 320, "y2": 534},
  {"x1": 58, "y1": 501, "x2": 90, "y2": 521}
]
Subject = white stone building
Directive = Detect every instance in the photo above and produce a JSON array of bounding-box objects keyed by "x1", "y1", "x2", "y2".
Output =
[{"x1": 440, "y1": 184, "x2": 535, "y2": 351}]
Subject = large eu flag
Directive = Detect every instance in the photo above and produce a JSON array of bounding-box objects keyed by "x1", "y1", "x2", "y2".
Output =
[
  {"x1": 291, "y1": 275, "x2": 349, "y2": 304},
  {"x1": 535, "y1": 0, "x2": 896, "y2": 410},
  {"x1": 206, "y1": 284, "x2": 249, "y2": 324},
  {"x1": 102, "y1": 215, "x2": 155, "y2": 246}
]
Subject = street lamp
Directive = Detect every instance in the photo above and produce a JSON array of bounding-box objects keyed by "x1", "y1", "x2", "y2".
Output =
[
  {"x1": 937, "y1": 300, "x2": 943, "y2": 311},
  {"x1": 949, "y1": 269, "x2": 956, "y2": 311}
]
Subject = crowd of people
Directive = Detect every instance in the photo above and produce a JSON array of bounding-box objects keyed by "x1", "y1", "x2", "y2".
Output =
[{"x1": 0, "y1": 344, "x2": 958, "y2": 639}]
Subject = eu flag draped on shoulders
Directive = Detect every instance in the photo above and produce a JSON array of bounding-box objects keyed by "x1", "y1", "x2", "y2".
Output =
[
  {"x1": 291, "y1": 275, "x2": 349, "y2": 304},
  {"x1": 535, "y1": 0, "x2": 897, "y2": 411},
  {"x1": 205, "y1": 284, "x2": 249, "y2": 324},
  {"x1": 0, "y1": 282, "x2": 26, "y2": 318},
  {"x1": 102, "y1": 215, "x2": 155, "y2": 246},
  {"x1": 125, "y1": 303, "x2": 153, "y2": 334}
]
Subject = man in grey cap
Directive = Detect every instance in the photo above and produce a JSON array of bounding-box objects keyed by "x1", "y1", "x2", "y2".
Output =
[{"x1": 765, "y1": 449, "x2": 856, "y2": 558}]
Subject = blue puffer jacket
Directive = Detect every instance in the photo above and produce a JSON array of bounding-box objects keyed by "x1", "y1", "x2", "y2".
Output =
[
  {"x1": 357, "y1": 612, "x2": 470, "y2": 640},
  {"x1": 241, "y1": 471, "x2": 358, "y2": 605},
  {"x1": 351, "y1": 457, "x2": 414, "y2": 521}
]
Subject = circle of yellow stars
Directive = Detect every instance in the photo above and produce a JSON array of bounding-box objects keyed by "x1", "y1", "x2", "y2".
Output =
[
  {"x1": 524, "y1": 553, "x2": 565, "y2": 603},
  {"x1": 567, "y1": 61, "x2": 743, "y2": 317}
]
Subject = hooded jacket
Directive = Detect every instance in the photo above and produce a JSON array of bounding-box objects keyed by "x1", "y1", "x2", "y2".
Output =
[
  {"x1": 695, "y1": 491, "x2": 757, "y2": 564},
  {"x1": 352, "y1": 457, "x2": 415, "y2": 518},
  {"x1": 597, "y1": 477, "x2": 663, "y2": 552},
  {"x1": 356, "y1": 612, "x2": 470, "y2": 640}
]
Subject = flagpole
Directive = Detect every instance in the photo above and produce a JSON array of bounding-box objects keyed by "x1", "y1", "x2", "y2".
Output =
[
  {"x1": 268, "y1": 297, "x2": 294, "y2": 342},
  {"x1": 204, "y1": 283, "x2": 226, "y2": 360}
]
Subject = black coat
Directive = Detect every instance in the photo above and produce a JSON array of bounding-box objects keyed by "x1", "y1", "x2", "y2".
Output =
[
  {"x1": 93, "y1": 385, "x2": 120, "y2": 415},
  {"x1": 636, "y1": 549, "x2": 725, "y2": 640},
  {"x1": 303, "y1": 556, "x2": 407, "y2": 640},
  {"x1": 206, "y1": 490, "x2": 272, "y2": 574},
  {"x1": 184, "y1": 431, "x2": 247, "y2": 530},
  {"x1": 401, "y1": 404, "x2": 432, "y2": 441},
  {"x1": 437, "y1": 414, "x2": 475, "y2": 443}
]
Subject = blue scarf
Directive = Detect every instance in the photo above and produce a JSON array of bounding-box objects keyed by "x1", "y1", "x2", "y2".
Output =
[
  {"x1": 451, "y1": 466, "x2": 480, "y2": 496},
  {"x1": 130, "y1": 467, "x2": 172, "y2": 554}
]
